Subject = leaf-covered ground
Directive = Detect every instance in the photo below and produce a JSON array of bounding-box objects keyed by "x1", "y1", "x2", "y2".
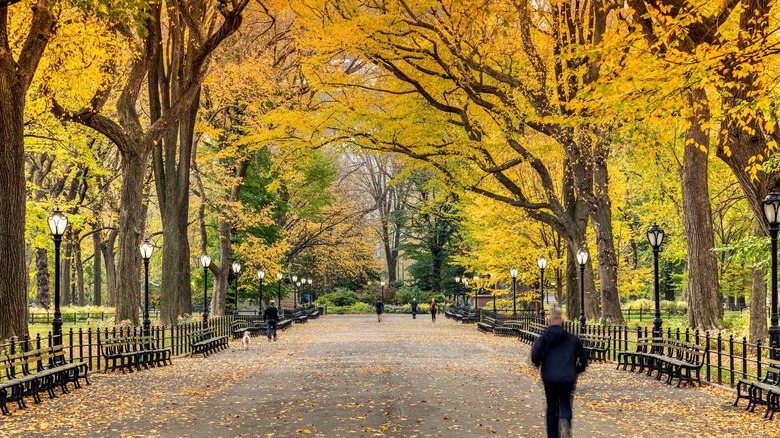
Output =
[{"x1": 2, "y1": 314, "x2": 778, "y2": 437}]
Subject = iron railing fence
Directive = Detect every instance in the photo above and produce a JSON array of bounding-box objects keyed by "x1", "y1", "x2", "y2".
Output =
[
  {"x1": 2, "y1": 316, "x2": 236, "y2": 373},
  {"x1": 482, "y1": 310, "x2": 777, "y2": 390}
]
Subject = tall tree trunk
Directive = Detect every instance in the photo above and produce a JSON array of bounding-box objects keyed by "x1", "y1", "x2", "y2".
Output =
[
  {"x1": 0, "y1": 0, "x2": 54, "y2": 341},
  {"x1": 62, "y1": 231, "x2": 73, "y2": 306},
  {"x1": 115, "y1": 151, "x2": 149, "y2": 325},
  {"x1": 591, "y1": 150, "x2": 623, "y2": 323},
  {"x1": 431, "y1": 246, "x2": 442, "y2": 293},
  {"x1": 750, "y1": 221, "x2": 768, "y2": 343},
  {"x1": 75, "y1": 238, "x2": 85, "y2": 306},
  {"x1": 93, "y1": 231, "x2": 102, "y2": 306},
  {"x1": 681, "y1": 88, "x2": 722, "y2": 329},
  {"x1": 102, "y1": 229, "x2": 117, "y2": 306},
  {"x1": 210, "y1": 219, "x2": 231, "y2": 317},
  {"x1": 36, "y1": 248, "x2": 50, "y2": 310}
]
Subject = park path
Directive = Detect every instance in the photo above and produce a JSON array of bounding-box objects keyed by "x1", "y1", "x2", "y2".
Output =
[{"x1": 2, "y1": 314, "x2": 779, "y2": 437}]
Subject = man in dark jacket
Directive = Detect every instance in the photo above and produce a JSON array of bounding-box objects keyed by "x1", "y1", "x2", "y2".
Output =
[
  {"x1": 263, "y1": 300, "x2": 279, "y2": 342},
  {"x1": 531, "y1": 309, "x2": 588, "y2": 438}
]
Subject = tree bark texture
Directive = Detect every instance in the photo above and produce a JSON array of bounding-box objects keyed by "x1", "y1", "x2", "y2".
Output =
[
  {"x1": 93, "y1": 231, "x2": 102, "y2": 306},
  {"x1": 750, "y1": 221, "x2": 768, "y2": 343},
  {"x1": 35, "y1": 248, "x2": 50, "y2": 310},
  {"x1": 102, "y1": 229, "x2": 117, "y2": 306},
  {"x1": 0, "y1": 0, "x2": 54, "y2": 341},
  {"x1": 681, "y1": 88, "x2": 722, "y2": 329},
  {"x1": 75, "y1": 238, "x2": 85, "y2": 306}
]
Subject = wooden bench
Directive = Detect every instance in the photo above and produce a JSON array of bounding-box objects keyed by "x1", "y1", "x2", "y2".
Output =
[
  {"x1": 190, "y1": 327, "x2": 228, "y2": 358},
  {"x1": 277, "y1": 314, "x2": 293, "y2": 331},
  {"x1": 617, "y1": 338, "x2": 652, "y2": 372},
  {"x1": 495, "y1": 320, "x2": 523, "y2": 337},
  {"x1": 734, "y1": 359, "x2": 780, "y2": 415},
  {"x1": 292, "y1": 310, "x2": 308, "y2": 324},
  {"x1": 461, "y1": 309, "x2": 480, "y2": 324},
  {"x1": 445, "y1": 306, "x2": 466, "y2": 320},
  {"x1": 618, "y1": 338, "x2": 706, "y2": 387},
  {"x1": 477, "y1": 315, "x2": 501, "y2": 333},
  {"x1": 99, "y1": 335, "x2": 172, "y2": 373},
  {"x1": 304, "y1": 306, "x2": 320, "y2": 320},
  {"x1": 232, "y1": 320, "x2": 263, "y2": 339},
  {"x1": 518, "y1": 322, "x2": 547, "y2": 344},
  {"x1": 579, "y1": 334, "x2": 610, "y2": 362},
  {"x1": 0, "y1": 345, "x2": 89, "y2": 415}
]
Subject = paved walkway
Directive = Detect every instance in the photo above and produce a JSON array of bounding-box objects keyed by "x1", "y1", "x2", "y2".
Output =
[{"x1": 3, "y1": 314, "x2": 779, "y2": 437}]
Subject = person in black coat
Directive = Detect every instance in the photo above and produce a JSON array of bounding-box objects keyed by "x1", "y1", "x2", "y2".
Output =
[
  {"x1": 263, "y1": 300, "x2": 279, "y2": 342},
  {"x1": 375, "y1": 299, "x2": 384, "y2": 322},
  {"x1": 531, "y1": 309, "x2": 588, "y2": 438}
]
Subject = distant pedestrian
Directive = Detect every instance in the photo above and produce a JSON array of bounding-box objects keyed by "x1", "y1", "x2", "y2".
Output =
[
  {"x1": 263, "y1": 300, "x2": 279, "y2": 342},
  {"x1": 411, "y1": 298, "x2": 418, "y2": 319},
  {"x1": 531, "y1": 309, "x2": 588, "y2": 438},
  {"x1": 375, "y1": 298, "x2": 384, "y2": 322},
  {"x1": 430, "y1": 298, "x2": 437, "y2": 322}
]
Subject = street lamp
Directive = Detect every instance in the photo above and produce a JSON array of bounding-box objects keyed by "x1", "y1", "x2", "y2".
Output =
[
  {"x1": 576, "y1": 248, "x2": 588, "y2": 333},
  {"x1": 231, "y1": 261, "x2": 241, "y2": 317},
  {"x1": 201, "y1": 254, "x2": 212, "y2": 325},
  {"x1": 292, "y1": 275, "x2": 298, "y2": 307},
  {"x1": 537, "y1": 256, "x2": 547, "y2": 322},
  {"x1": 140, "y1": 239, "x2": 154, "y2": 335},
  {"x1": 455, "y1": 276, "x2": 461, "y2": 305},
  {"x1": 647, "y1": 223, "x2": 665, "y2": 342},
  {"x1": 276, "y1": 273, "x2": 283, "y2": 312},
  {"x1": 473, "y1": 275, "x2": 479, "y2": 308},
  {"x1": 764, "y1": 191, "x2": 780, "y2": 357},
  {"x1": 380, "y1": 281, "x2": 386, "y2": 302},
  {"x1": 308, "y1": 278, "x2": 313, "y2": 303},
  {"x1": 462, "y1": 278, "x2": 469, "y2": 306},
  {"x1": 48, "y1": 209, "x2": 68, "y2": 345},
  {"x1": 257, "y1": 269, "x2": 265, "y2": 315},
  {"x1": 300, "y1": 277, "x2": 307, "y2": 304},
  {"x1": 510, "y1": 267, "x2": 518, "y2": 316}
]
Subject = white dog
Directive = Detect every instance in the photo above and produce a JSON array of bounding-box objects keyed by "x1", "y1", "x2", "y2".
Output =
[{"x1": 241, "y1": 330, "x2": 251, "y2": 350}]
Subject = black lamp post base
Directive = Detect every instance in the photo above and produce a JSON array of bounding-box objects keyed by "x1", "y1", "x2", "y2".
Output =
[
  {"x1": 579, "y1": 315, "x2": 586, "y2": 334},
  {"x1": 770, "y1": 325, "x2": 780, "y2": 360}
]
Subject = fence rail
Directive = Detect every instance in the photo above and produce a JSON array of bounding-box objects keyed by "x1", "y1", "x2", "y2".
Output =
[
  {"x1": 482, "y1": 310, "x2": 776, "y2": 390},
  {"x1": 2, "y1": 315, "x2": 239, "y2": 373}
]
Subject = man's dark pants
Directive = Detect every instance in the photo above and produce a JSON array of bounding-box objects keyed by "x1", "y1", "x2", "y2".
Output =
[
  {"x1": 543, "y1": 383, "x2": 573, "y2": 438},
  {"x1": 267, "y1": 320, "x2": 277, "y2": 340}
]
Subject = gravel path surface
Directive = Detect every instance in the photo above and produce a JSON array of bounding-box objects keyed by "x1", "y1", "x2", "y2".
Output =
[{"x1": 3, "y1": 314, "x2": 779, "y2": 437}]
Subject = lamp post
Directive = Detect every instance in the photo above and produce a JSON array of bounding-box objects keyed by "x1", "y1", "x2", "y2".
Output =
[
  {"x1": 48, "y1": 209, "x2": 68, "y2": 345},
  {"x1": 537, "y1": 256, "x2": 547, "y2": 322},
  {"x1": 232, "y1": 261, "x2": 241, "y2": 317},
  {"x1": 257, "y1": 269, "x2": 265, "y2": 315},
  {"x1": 292, "y1": 275, "x2": 298, "y2": 308},
  {"x1": 140, "y1": 239, "x2": 154, "y2": 335},
  {"x1": 462, "y1": 278, "x2": 469, "y2": 306},
  {"x1": 647, "y1": 224, "x2": 665, "y2": 342},
  {"x1": 473, "y1": 275, "x2": 479, "y2": 308},
  {"x1": 510, "y1": 267, "x2": 518, "y2": 316},
  {"x1": 201, "y1": 254, "x2": 212, "y2": 325},
  {"x1": 764, "y1": 191, "x2": 780, "y2": 358},
  {"x1": 380, "y1": 281, "x2": 386, "y2": 302},
  {"x1": 276, "y1": 273, "x2": 283, "y2": 312},
  {"x1": 308, "y1": 278, "x2": 313, "y2": 303},
  {"x1": 296, "y1": 281, "x2": 302, "y2": 306},
  {"x1": 455, "y1": 276, "x2": 461, "y2": 305},
  {"x1": 576, "y1": 248, "x2": 588, "y2": 333}
]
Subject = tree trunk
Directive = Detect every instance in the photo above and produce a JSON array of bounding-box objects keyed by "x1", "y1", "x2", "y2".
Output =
[
  {"x1": 750, "y1": 221, "x2": 768, "y2": 343},
  {"x1": 93, "y1": 231, "x2": 102, "y2": 306},
  {"x1": 431, "y1": 246, "x2": 442, "y2": 293},
  {"x1": 210, "y1": 219, "x2": 231, "y2": 317},
  {"x1": 36, "y1": 248, "x2": 51, "y2": 310},
  {"x1": 681, "y1": 88, "x2": 722, "y2": 329},
  {"x1": 62, "y1": 231, "x2": 73, "y2": 306},
  {"x1": 75, "y1": 239, "x2": 85, "y2": 306},
  {"x1": 102, "y1": 229, "x2": 117, "y2": 306},
  {"x1": 114, "y1": 151, "x2": 150, "y2": 325}
]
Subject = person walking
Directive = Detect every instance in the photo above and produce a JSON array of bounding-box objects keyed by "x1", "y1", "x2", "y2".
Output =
[
  {"x1": 531, "y1": 309, "x2": 588, "y2": 438},
  {"x1": 430, "y1": 298, "x2": 437, "y2": 322},
  {"x1": 375, "y1": 298, "x2": 384, "y2": 322},
  {"x1": 263, "y1": 300, "x2": 279, "y2": 342},
  {"x1": 411, "y1": 298, "x2": 418, "y2": 319}
]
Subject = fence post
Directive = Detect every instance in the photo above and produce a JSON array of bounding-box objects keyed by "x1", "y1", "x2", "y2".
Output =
[{"x1": 705, "y1": 331, "x2": 711, "y2": 383}]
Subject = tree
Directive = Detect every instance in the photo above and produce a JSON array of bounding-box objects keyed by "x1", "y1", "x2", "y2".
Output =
[
  {"x1": 0, "y1": 0, "x2": 56, "y2": 340},
  {"x1": 52, "y1": 0, "x2": 250, "y2": 324}
]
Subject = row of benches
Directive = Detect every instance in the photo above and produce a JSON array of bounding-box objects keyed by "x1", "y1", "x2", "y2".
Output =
[
  {"x1": 444, "y1": 306, "x2": 479, "y2": 323},
  {"x1": 616, "y1": 338, "x2": 705, "y2": 387},
  {"x1": 230, "y1": 307, "x2": 322, "y2": 339},
  {"x1": 735, "y1": 359, "x2": 780, "y2": 419},
  {"x1": 0, "y1": 345, "x2": 90, "y2": 415}
]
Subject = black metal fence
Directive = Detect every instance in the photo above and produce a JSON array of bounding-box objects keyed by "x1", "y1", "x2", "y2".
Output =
[
  {"x1": 483, "y1": 310, "x2": 776, "y2": 390},
  {"x1": 2, "y1": 316, "x2": 238, "y2": 372}
]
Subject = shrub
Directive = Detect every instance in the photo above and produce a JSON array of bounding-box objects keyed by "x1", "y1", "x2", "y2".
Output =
[{"x1": 625, "y1": 299, "x2": 653, "y2": 311}]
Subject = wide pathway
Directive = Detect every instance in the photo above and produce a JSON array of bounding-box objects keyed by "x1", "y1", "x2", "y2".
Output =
[{"x1": 3, "y1": 314, "x2": 779, "y2": 437}]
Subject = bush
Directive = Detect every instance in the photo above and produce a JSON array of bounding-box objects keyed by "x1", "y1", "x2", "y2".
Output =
[
  {"x1": 660, "y1": 300, "x2": 688, "y2": 315},
  {"x1": 318, "y1": 289, "x2": 361, "y2": 307},
  {"x1": 625, "y1": 299, "x2": 653, "y2": 311}
]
